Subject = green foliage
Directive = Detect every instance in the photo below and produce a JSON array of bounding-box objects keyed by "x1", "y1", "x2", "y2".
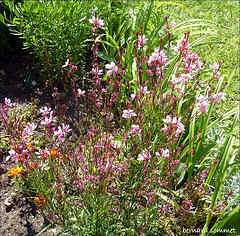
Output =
[
  {"x1": 0, "y1": 0, "x2": 95, "y2": 85},
  {"x1": 164, "y1": 0, "x2": 239, "y2": 105},
  {"x1": 0, "y1": 0, "x2": 23, "y2": 58},
  {"x1": 96, "y1": 0, "x2": 224, "y2": 88}
]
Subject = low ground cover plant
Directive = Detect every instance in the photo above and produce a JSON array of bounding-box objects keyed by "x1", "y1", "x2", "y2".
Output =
[{"x1": 0, "y1": 11, "x2": 239, "y2": 236}]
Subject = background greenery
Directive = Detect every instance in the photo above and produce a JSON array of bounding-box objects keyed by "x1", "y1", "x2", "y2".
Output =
[
  {"x1": 0, "y1": 0, "x2": 23, "y2": 59},
  {"x1": 162, "y1": 0, "x2": 239, "y2": 105},
  {"x1": 1, "y1": 0, "x2": 238, "y2": 99}
]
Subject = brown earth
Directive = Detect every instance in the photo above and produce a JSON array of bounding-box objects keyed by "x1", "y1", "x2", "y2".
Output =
[{"x1": 0, "y1": 50, "x2": 65, "y2": 236}]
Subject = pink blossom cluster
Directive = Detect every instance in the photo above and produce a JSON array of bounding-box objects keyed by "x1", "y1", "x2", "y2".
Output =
[
  {"x1": 196, "y1": 95, "x2": 210, "y2": 114},
  {"x1": 137, "y1": 150, "x2": 151, "y2": 162},
  {"x1": 182, "y1": 52, "x2": 203, "y2": 73},
  {"x1": 147, "y1": 48, "x2": 167, "y2": 67},
  {"x1": 137, "y1": 34, "x2": 147, "y2": 48},
  {"x1": 174, "y1": 35, "x2": 190, "y2": 54},
  {"x1": 212, "y1": 92, "x2": 226, "y2": 104},
  {"x1": 171, "y1": 73, "x2": 193, "y2": 86},
  {"x1": 22, "y1": 122, "x2": 37, "y2": 144},
  {"x1": 162, "y1": 115, "x2": 185, "y2": 137},
  {"x1": 128, "y1": 124, "x2": 142, "y2": 139},
  {"x1": 105, "y1": 62, "x2": 118, "y2": 76},
  {"x1": 89, "y1": 13, "x2": 104, "y2": 34},
  {"x1": 54, "y1": 123, "x2": 72, "y2": 142},
  {"x1": 122, "y1": 109, "x2": 137, "y2": 119},
  {"x1": 73, "y1": 131, "x2": 129, "y2": 194},
  {"x1": 40, "y1": 106, "x2": 56, "y2": 126}
]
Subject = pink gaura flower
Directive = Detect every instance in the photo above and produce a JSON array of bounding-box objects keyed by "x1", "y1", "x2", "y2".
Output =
[
  {"x1": 196, "y1": 95, "x2": 209, "y2": 114},
  {"x1": 40, "y1": 111, "x2": 56, "y2": 126},
  {"x1": 105, "y1": 62, "x2": 118, "y2": 76},
  {"x1": 9, "y1": 149, "x2": 18, "y2": 161},
  {"x1": 138, "y1": 86, "x2": 150, "y2": 95},
  {"x1": 62, "y1": 123, "x2": 72, "y2": 133},
  {"x1": 128, "y1": 124, "x2": 142, "y2": 139},
  {"x1": 196, "y1": 101, "x2": 210, "y2": 114},
  {"x1": 171, "y1": 75, "x2": 185, "y2": 85},
  {"x1": 156, "y1": 148, "x2": 170, "y2": 159},
  {"x1": 147, "y1": 49, "x2": 167, "y2": 67},
  {"x1": 54, "y1": 124, "x2": 72, "y2": 142},
  {"x1": 196, "y1": 94, "x2": 208, "y2": 102},
  {"x1": 212, "y1": 92, "x2": 226, "y2": 103},
  {"x1": 76, "y1": 89, "x2": 85, "y2": 97},
  {"x1": 5, "y1": 98, "x2": 13, "y2": 107},
  {"x1": 89, "y1": 16, "x2": 104, "y2": 28},
  {"x1": 54, "y1": 126, "x2": 65, "y2": 142},
  {"x1": 137, "y1": 150, "x2": 151, "y2": 162},
  {"x1": 122, "y1": 109, "x2": 137, "y2": 119},
  {"x1": 138, "y1": 35, "x2": 147, "y2": 47},
  {"x1": 162, "y1": 115, "x2": 176, "y2": 124},
  {"x1": 40, "y1": 106, "x2": 52, "y2": 116},
  {"x1": 22, "y1": 122, "x2": 37, "y2": 143},
  {"x1": 36, "y1": 148, "x2": 50, "y2": 159},
  {"x1": 209, "y1": 62, "x2": 219, "y2": 72},
  {"x1": 131, "y1": 91, "x2": 136, "y2": 100},
  {"x1": 92, "y1": 67, "x2": 103, "y2": 76},
  {"x1": 101, "y1": 88, "x2": 108, "y2": 93},
  {"x1": 162, "y1": 115, "x2": 185, "y2": 137},
  {"x1": 173, "y1": 36, "x2": 190, "y2": 52}
]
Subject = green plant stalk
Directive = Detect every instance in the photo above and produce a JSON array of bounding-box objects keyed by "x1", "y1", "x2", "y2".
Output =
[{"x1": 201, "y1": 109, "x2": 239, "y2": 236}]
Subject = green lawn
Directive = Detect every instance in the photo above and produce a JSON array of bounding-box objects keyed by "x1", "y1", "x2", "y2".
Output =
[{"x1": 163, "y1": 0, "x2": 239, "y2": 105}]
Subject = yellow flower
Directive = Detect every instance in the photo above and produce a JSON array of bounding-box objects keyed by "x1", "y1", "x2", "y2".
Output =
[
  {"x1": 27, "y1": 143, "x2": 34, "y2": 152},
  {"x1": 7, "y1": 166, "x2": 24, "y2": 178}
]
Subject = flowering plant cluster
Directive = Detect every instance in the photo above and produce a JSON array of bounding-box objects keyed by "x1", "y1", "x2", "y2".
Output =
[{"x1": 0, "y1": 13, "x2": 238, "y2": 236}]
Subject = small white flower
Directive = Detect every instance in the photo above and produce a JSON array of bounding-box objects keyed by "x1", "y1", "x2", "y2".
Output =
[{"x1": 62, "y1": 59, "x2": 69, "y2": 68}]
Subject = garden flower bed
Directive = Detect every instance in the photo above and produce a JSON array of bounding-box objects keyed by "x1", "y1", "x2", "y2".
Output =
[{"x1": 0, "y1": 1, "x2": 239, "y2": 235}]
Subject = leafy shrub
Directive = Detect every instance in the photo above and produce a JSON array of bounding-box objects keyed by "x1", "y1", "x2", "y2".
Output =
[
  {"x1": 0, "y1": 0, "x2": 23, "y2": 59},
  {"x1": 0, "y1": 0, "x2": 95, "y2": 86}
]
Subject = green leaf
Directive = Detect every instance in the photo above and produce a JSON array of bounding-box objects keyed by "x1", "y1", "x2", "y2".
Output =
[
  {"x1": 208, "y1": 205, "x2": 240, "y2": 235},
  {"x1": 96, "y1": 51, "x2": 117, "y2": 63}
]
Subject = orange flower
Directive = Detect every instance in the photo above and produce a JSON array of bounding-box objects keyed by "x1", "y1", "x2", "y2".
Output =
[
  {"x1": 48, "y1": 149, "x2": 59, "y2": 158},
  {"x1": 29, "y1": 162, "x2": 37, "y2": 170},
  {"x1": 60, "y1": 154, "x2": 71, "y2": 162},
  {"x1": 7, "y1": 166, "x2": 24, "y2": 178},
  {"x1": 34, "y1": 194, "x2": 47, "y2": 207}
]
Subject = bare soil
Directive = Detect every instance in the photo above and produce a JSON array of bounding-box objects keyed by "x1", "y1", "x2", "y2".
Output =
[{"x1": 0, "y1": 50, "x2": 74, "y2": 236}]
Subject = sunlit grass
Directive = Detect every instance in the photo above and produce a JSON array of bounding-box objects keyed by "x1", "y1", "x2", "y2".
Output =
[{"x1": 162, "y1": 0, "x2": 239, "y2": 104}]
